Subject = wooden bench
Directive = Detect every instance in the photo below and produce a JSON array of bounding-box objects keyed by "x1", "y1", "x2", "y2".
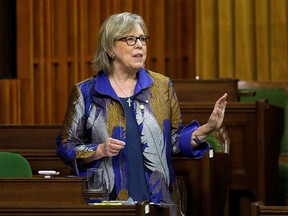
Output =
[
  {"x1": 172, "y1": 78, "x2": 239, "y2": 102},
  {"x1": 173, "y1": 79, "x2": 285, "y2": 214},
  {"x1": 238, "y1": 81, "x2": 288, "y2": 206},
  {"x1": 251, "y1": 201, "x2": 288, "y2": 216},
  {"x1": 0, "y1": 124, "x2": 230, "y2": 216},
  {"x1": 180, "y1": 100, "x2": 284, "y2": 215}
]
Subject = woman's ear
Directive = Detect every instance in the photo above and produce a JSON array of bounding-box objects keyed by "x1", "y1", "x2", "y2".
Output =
[{"x1": 107, "y1": 51, "x2": 115, "y2": 59}]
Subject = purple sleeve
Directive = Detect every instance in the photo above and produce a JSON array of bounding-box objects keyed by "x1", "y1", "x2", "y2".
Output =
[{"x1": 178, "y1": 120, "x2": 210, "y2": 159}]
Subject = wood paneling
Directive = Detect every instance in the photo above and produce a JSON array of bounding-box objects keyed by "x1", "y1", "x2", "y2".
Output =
[
  {"x1": 0, "y1": 0, "x2": 197, "y2": 124},
  {"x1": 0, "y1": 79, "x2": 20, "y2": 123}
]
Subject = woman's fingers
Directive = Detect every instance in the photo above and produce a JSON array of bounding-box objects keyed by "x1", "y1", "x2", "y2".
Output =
[
  {"x1": 208, "y1": 93, "x2": 228, "y2": 130},
  {"x1": 215, "y1": 93, "x2": 228, "y2": 107},
  {"x1": 104, "y1": 138, "x2": 125, "y2": 156}
]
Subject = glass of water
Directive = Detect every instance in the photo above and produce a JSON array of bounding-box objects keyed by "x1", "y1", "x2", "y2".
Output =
[{"x1": 87, "y1": 168, "x2": 104, "y2": 192}]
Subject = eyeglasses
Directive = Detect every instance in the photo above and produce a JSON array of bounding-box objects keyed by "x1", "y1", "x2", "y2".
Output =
[{"x1": 118, "y1": 36, "x2": 149, "y2": 46}]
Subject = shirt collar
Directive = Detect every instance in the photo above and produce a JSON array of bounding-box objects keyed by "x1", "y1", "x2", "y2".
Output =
[{"x1": 94, "y1": 68, "x2": 153, "y2": 98}]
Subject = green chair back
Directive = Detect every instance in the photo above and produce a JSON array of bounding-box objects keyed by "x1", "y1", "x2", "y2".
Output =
[
  {"x1": 206, "y1": 126, "x2": 230, "y2": 153},
  {"x1": 206, "y1": 135, "x2": 222, "y2": 152},
  {"x1": 0, "y1": 152, "x2": 33, "y2": 177}
]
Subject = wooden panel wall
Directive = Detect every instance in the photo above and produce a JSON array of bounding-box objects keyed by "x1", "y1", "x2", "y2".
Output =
[{"x1": 0, "y1": 0, "x2": 196, "y2": 124}]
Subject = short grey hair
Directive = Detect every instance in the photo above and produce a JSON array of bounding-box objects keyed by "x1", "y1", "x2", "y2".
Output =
[{"x1": 91, "y1": 12, "x2": 148, "y2": 74}]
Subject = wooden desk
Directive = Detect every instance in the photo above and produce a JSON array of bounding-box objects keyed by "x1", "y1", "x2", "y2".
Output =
[
  {"x1": 0, "y1": 155, "x2": 229, "y2": 216},
  {"x1": 0, "y1": 177, "x2": 85, "y2": 205},
  {"x1": 0, "y1": 178, "x2": 169, "y2": 216},
  {"x1": 0, "y1": 205, "x2": 140, "y2": 216},
  {"x1": 0, "y1": 204, "x2": 170, "y2": 216}
]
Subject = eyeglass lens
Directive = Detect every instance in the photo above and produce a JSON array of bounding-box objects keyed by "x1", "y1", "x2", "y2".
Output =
[{"x1": 121, "y1": 36, "x2": 149, "y2": 46}]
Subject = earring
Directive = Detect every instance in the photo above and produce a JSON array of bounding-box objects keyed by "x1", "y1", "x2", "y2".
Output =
[{"x1": 110, "y1": 53, "x2": 115, "y2": 59}]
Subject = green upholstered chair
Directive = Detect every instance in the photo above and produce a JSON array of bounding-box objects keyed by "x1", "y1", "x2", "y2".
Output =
[
  {"x1": 206, "y1": 134, "x2": 222, "y2": 152},
  {"x1": 206, "y1": 126, "x2": 230, "y2": 153},
  {"x1": 0, "y1": 152, "x2": 32, "y2": 177}
]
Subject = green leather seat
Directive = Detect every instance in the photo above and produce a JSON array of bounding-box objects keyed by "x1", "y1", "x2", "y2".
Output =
[{"x1": 0, "y1": 152, "x2": 32, "y2": 177}]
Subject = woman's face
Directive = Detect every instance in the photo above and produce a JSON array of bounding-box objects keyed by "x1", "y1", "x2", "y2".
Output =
[{"x1": 112, "y1": 24, "x2": 147, "y2": 73}]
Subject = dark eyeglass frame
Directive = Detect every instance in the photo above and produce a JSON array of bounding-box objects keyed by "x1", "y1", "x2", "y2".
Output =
[{"x1": 118, "y1": 36, "x2": 150, "y2": 46}]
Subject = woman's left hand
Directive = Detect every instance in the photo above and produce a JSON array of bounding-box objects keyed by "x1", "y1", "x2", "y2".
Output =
[{"x1": 207, "y1": 93, "x2": 228, "y2": 131}]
